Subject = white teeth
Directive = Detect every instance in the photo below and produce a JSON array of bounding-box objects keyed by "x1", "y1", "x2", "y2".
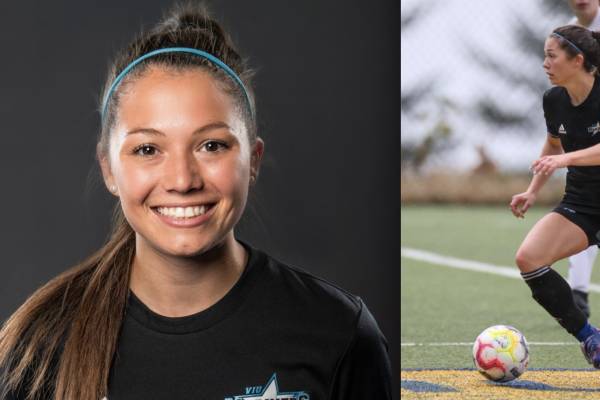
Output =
[{"x1": 157, "y1": 205, "x2": 210, "y2": 219}]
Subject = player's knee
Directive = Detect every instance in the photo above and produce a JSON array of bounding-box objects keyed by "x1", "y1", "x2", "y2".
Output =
[{"x1": 515, "y1": 247, "x2": 538, "y2": 272}]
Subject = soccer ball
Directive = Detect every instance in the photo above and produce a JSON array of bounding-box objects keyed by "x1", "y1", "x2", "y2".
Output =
[{"x1": 472, "y1": 325, "x2": 530, "y2": 382}]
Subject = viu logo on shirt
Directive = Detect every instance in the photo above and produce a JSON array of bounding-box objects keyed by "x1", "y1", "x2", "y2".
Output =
[
  {"x1": 225, "y1": 373, "x2": 309, "y2": 400},
  {"x1": 588, "y1": 121, "x2": 600, "y2": 136}
]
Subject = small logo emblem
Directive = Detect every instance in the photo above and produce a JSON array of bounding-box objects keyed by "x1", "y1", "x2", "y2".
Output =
[
  {"x1": 558, "y1": 124, "x2": 567, "y2": 134},
  {"x1": 225, "y1": 374, "x2": 309, "y2": 400},
  {"x1": 588, "y1": 121, "x2": 600, "y2": 136}
]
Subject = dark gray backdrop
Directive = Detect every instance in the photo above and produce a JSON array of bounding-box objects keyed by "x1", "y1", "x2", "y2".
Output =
[{"x1": 0, "y1": 1, "x2": 399, "y2": 397}]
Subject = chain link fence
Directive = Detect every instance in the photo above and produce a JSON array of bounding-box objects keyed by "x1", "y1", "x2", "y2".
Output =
[{"x1": 401, "y1": 0, "x2": 575, "y2": 203}]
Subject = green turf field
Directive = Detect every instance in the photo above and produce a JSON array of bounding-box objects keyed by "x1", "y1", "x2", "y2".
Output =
[{"x1": 401, "y1": 205, "x2": 600, "y2": 370}]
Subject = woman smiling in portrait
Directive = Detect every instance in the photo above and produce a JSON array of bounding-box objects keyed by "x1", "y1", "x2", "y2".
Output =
[{"x1": 0, "y1": 3, "x2": 392, "y2": 400}]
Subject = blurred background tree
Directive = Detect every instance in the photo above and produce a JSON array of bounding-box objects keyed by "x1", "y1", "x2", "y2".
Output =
[{"x1": 401, "y1": 0, "x2": 573, "y2": 203}]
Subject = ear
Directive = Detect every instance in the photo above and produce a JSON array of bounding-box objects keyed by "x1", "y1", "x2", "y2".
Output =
[
  {"x1": 575, "y1": 53, "x2": 585, "y2": 69},
  {"x1": 249, "y1": 138, "x2": 264, "y2": 186},
  {"x1": 97, "y1": 143, "x2": 119, "y2": 196}
]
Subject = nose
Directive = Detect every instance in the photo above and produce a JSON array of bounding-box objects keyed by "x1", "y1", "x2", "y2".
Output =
[
  {"x1": 542, "y1": 57, "x2": 549, "y2": 69},
  {"x1": 162, "y1": 151, "x2": 203, "y2": 193}
]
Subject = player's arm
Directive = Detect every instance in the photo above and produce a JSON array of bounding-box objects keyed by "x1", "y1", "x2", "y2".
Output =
[
  {"x1": 509, "y1": 134, "x2": 563, "y2": 218},
  {"x1": 527, "y1": 134, "x2": 564, "y2": 189},
  {"x1": 530, "y1": 134, "x2": 600, "y2": 173}
]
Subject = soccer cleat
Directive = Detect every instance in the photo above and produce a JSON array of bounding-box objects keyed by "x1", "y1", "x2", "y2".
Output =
[
  {"x1": 580, "y1": 327, "x2": 600, "y2": 368},
  {"x1": 573, "y1": 290, "x2": 591, "y2": 319}
]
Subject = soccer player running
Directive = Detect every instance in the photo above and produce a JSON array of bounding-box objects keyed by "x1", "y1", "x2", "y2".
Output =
[
  {"x1": 564, "y1": 0, "x2": 600, "y2": 319},
  {"x1": 510, "y1": 24, "x2": 600, "y2": 368}
]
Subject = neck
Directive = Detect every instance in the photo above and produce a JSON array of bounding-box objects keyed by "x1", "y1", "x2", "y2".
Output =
[
  {"x1": 565, "y1": 73, "x2": 596, "y2": 106},
  {"x1": 576, "y1": 8, "x2": 598, "y2": 27},
  {"x1": 129, "y1": 234, "x2": 248, "y2": 317}
]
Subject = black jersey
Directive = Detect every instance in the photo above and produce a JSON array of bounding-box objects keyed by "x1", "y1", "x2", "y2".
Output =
[
  {"x1": 2, "y1": 243, "x2": 392, "y2": 399},
  {"x1": 106, "y1": 242, "x2": 392, "y2": 399},
  {"x1": 543, "y1": 76, "x2": 600, "y2": 214}
]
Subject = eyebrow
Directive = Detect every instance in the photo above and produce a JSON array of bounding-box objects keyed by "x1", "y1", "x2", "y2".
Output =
[{"x1": 126, "y1": 121, "x2": 232, "y2": 136}]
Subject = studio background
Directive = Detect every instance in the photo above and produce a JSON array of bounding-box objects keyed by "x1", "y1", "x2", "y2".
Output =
[{"x1": 0, "y1": 0, "x2": 399, "y2": 397}]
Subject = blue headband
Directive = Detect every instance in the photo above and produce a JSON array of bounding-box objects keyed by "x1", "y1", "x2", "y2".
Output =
[
  {"x1": 101, "y1": 47, "x2": 254, "y2": 124},
  {"x1": 551, "y1": 32, "x2": 586, "y2": 58}
]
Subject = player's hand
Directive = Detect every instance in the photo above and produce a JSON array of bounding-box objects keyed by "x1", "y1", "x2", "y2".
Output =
[
  {"x1": 510, "y1": 192, "x2": 536, "y2": 218},
  {"x1": 529, "y1": 154, "x2": 569, "y2": 176}
]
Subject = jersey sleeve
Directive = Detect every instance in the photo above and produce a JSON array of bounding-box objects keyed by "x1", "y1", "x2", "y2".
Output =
[
  {"x1": 543, "y1": 88, "x2": 559, "y2": 138},
  {"x1": 329, "y1": 300, "x2": 392, "y2": 399}
]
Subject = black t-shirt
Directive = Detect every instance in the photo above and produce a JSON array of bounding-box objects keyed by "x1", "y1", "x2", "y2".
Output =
[
  {"x1": 543, "y1": 76, "x2": 600, "y2": 213},
  {"x1": 3, "y1": 243, "x2": 392, "y2": 399}
]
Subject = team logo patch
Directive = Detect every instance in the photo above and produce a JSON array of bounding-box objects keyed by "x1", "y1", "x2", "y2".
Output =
[
  {"x1": 224, "y1": 374, "x2": 309, "y2": 400},
  {"x1": 588, "y1": 121, "x2": 600, "y2": 136}
]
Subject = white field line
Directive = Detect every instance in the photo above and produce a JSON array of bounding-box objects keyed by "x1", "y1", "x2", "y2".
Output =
[
  {"x1": 400, "y1": 247, "x2": 600, "y2": 294},
  {"x1": 401, "y1": 342, "x2": 575, "y2": 346}
]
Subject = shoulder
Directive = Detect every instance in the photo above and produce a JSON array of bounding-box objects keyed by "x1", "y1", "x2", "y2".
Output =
[
  {"x1": 264, "y1": 257, "x2": 388, "y2": 346},
  {"x1": 258, "y1": 249, "x2": 363, "y2": 317},
  {"x1": 256, "y1": 250, "x2": 391, "y2": 383},
  {"x1": 245, "y1": 242, "x2": 387, "y2": 335},
  {"x1": 588, "y1": 9, "x2": 600, "y2": 30},
  {"x1": 244, "y1": 245, "x2": 368, "y2": 337},
  {"x1": 239, "y1": 245, "x2": 392, "y2": 393},
  {"x1": 543, "y1": 86, "x2": 567, "y2": 111},
  {"x1": 543, "y1": 86, "x2": 565, "y2": 101}
]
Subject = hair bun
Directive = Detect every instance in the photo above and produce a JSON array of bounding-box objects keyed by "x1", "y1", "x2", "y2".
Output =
[
  {"x1": 177, "y1": 22, "x2": 205, "y2": 30},
  {"x1": 159, "y1": 5, "x2": 215, "y2": 34}
]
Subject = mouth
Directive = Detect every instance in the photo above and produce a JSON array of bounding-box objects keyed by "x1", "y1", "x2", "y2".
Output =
[{"x1": 155, "y1": 204, "x2": 214, "y2": 219}]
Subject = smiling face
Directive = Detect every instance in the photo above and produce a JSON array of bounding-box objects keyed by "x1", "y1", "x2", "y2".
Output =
[
  {"x1": 99, "y1": 67, "x2": 263, "y2": 259},
  {"x1": 543, "y1": 36, "x2": 583, "y2": 86}
]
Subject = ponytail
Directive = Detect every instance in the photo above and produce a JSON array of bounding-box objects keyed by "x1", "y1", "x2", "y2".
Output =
[{"x1": 0, "y1": 206, "x2": 134, "y2": 399}]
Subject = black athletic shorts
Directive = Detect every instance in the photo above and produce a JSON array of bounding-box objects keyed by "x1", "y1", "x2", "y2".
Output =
[{"x1": 552, "y1": 202, "x2": 600, "y2": 246}]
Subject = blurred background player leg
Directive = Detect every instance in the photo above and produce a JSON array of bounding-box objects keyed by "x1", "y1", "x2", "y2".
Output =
[{"x1": 569, "y1": 246, "x2": 598, "y2": 318}]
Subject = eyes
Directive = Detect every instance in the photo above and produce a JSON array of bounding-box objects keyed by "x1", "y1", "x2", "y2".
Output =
[
  {"x1": 132, "y1": 140, "x2": 227, "y2": 157},
  {"x1": 135, "y1": 145, "x2": 157, "y2": 156},
  {"x1": 203, "y1": 142, "x2": 223, "y2": 152}
]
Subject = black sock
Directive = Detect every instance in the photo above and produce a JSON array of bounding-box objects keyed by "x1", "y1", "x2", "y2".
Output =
[{"x1": 521, "y1": 266, "x2": 587, "y2": 336}]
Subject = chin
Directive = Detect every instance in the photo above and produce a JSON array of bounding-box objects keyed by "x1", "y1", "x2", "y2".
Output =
[
  {"x1": 165, "y1": 244, "x2": 214, "y2": 258},
  {"x1": 164, "y1": 236, "x2": 231, "y2": 259}
]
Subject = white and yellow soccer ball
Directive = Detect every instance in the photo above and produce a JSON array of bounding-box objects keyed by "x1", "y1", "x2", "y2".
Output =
[{"x1": 472, "y1": 325, "x2": 530, "y2": 382}]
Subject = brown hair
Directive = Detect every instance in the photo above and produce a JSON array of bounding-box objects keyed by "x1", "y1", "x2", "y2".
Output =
[
  {"x1": 551, "y1": 24, "x2": 600, "y2": 75},
  {"x1": 0, "y1": 3, "x2": 255, "y2": 399}
]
